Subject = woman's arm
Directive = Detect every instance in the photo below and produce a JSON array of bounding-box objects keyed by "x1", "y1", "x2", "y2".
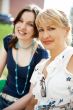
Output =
[
  {"x1": 0, "y1": 46, "x2": 7, "y2": 77},
  {"x1": 25, "y1": 95, "x2": 37, "y2": 110},
  {"x1": 4, "y1": 85, "x2": 34, "y2": 110}
]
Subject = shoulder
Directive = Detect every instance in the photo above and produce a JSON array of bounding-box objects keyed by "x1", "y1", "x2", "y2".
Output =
[
  {"x1": 3, "y1": 34, "x2": 12, "y2": 52},
  {"x1": 3, "y1": 34, "x2": 12, "y2": 42}
]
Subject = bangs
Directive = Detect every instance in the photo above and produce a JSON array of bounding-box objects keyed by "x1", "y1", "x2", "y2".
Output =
[
  {"x1": 35, "y1": 9, "x2": 69, "y2": 28},
  {"x1": 36, "y1": 13, "x2": 64, "y2": 28}
]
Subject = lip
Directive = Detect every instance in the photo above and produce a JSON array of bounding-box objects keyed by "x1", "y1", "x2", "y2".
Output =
[
  {"x1": 18, "y1": 30, "x2": 27, "y2": 35},
  {"x1": 42, "y1": 40, "x2": 53, "y2": 45}
]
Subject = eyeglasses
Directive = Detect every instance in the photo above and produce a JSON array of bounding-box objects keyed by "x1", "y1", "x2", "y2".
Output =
[{"x1": 40, "y1": 76, "x2": 46, "y2": 97}]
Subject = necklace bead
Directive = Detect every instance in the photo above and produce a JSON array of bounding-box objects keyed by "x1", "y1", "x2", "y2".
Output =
[
  {"x1": 15, "y1": 40, "x2": 35, "y2": 95},
  {"x1": 28, "y1": 65, "x2": 30, "y2": 70},
  {"x1": 15, "y1": 76, "x2": 18, "y2": 80}
]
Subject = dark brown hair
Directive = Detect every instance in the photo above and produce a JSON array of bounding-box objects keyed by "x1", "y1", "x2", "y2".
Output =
[{"x1": 9, "y1": 4, "x2": 41, "y2": 48}]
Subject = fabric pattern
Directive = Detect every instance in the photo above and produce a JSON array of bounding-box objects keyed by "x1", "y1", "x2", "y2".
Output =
[{"x1": 30, "y1": 46, "x2": 73, "y2": 110}]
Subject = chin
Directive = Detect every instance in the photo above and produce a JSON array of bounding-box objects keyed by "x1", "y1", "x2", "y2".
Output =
[
  {"x1": 43, "y1": 44, "x2": 50, "y2": 49},
  {"x1": 45, "y1": 46, "x2": 53, "y2": 51}
]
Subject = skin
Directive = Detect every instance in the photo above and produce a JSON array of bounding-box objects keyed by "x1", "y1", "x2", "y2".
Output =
[
  {"x1": 0, "y1": 11, "x2": 38, "y2": 110},
  {"x1": 38, "y1": 22, "x2": 73, "y2": 74},
  {"x1": 4, "y1": 13, "x2": 73, "y2": 110},
  {"x1": 4, "y1": 85, "x2": 35, "y2": 110},
  {"x1": 15, "y1": 11, "x2": 35, "y2": 44},
  {"x1": 0, "y1": 11, "x2": 36, "y2": 75},
  {"x1": 38, "y1": 24, "x2": 67, "y2": 56},
  {"x1": 12, "y1": 11, "x2": 36, "y2": 67}
]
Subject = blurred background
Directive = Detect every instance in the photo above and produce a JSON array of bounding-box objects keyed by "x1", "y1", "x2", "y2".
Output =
[
  {"x1": 0, "y1": 0, "x2": 73, "y2": 43},
  {"x1": 0, "y1": 0, "x2": 73, "y2": 91}
]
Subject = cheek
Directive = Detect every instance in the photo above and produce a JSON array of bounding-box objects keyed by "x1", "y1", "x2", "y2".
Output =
[
  {"x1": 15, "y1": 22, "x2": 20, "y2": 27},
  {"x1": 15, "y1": 24, "x2": 19, "y2": 31},
  {"x1": 28, "y1": 27, "x2": 34, "y2": 33},
  {"x1": 29, "y1": 29, "x2": 35, "y2": 37},
  {"x1": 14, "y1": 24, "x2": 20, "y2": 35},
  {"x1": 38, "y1": 33, "x2": 43, "y2": 38},
  {"x1": 31, "y1": 29, "x2": 35, "y2": 36},
  {"x1": 38, "y1": 35, "x2": 42, "y2": 41}
]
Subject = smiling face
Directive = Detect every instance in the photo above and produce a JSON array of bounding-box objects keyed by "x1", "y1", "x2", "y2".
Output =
[
  {"x1": 38, "y1": 23, "x2": 68, "y2": 51},
  {"x1": 36, "y1": 9, "x2": 70, "y2": 51},
  {"x1": 14, "y1": 11, "x2": 35, "y2": 42}
]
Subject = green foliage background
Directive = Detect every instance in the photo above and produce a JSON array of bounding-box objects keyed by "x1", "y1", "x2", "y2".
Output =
[
  {"x1": 0, "y1": 23, "x2": 13, "y2": 46},
  {"x1": 0, "y1": 23, "x2": 13, "y2": 90},
  {"x1": 0, "y1": 23, "x2": 13, "y2": 79}
]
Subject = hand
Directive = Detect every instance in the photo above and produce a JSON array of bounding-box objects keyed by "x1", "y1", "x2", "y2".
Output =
[{"x1": 25, "y1": 95, "x2": 37, "y2": 110}]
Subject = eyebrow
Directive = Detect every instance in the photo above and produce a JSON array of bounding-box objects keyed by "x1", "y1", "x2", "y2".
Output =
[{"x1": 38, "y1": 26, "x2": 51, "y2": 28}]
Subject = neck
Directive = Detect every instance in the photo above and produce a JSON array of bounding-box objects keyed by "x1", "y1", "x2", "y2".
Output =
[
  {"x1": 49, "y1": 45, "x2": 67, "y2": 61},
  {"x1": 16, "y1": 39, "x2": 34, "y2": 49}
]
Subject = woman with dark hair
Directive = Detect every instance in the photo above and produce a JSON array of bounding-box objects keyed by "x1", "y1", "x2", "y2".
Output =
[
  {"x1": 5, "y1": 8, "x2": 73, "y2": 110},
  {"x1": 0, "y1": 4, "x2": 48, "y2": 109}
]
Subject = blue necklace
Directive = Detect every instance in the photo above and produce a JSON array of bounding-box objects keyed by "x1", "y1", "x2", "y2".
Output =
[{"x1": 15, "y1": 40, "x2": 34, "y2": 95}]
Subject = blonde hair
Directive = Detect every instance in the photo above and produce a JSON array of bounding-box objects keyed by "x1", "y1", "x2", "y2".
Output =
[{"x1": 36, "y1": 9, "x2": 72, "y2": 45}]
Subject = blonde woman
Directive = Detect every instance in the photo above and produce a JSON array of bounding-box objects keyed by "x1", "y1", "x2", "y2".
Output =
[{"x1": 4, "y1": 9, "x2": 73, "y2": 110}]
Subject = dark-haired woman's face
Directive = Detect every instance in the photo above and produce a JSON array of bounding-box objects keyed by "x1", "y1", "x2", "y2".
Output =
[{"x1": 15, "y1": 11, "x2": 35, "y2": 41}]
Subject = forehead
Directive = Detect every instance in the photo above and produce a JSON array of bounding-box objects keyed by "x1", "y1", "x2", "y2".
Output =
[
  {"x1": 36, "y1": 13, "x2": 66, "y2": 29},
  {"x1": 38, "y1": 19, "x2": 58, "y2": 28},
  {"x1": 21, "y1": 11, "x2": 35, "y2": 21}
]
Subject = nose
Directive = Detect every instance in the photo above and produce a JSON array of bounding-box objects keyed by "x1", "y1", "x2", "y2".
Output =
[
  {"x1": 43, "y1": 31, "x2": 49, "y2": 39},
  {"x1": 20, "y1": 22, "x2": 26, "y2": 30}
]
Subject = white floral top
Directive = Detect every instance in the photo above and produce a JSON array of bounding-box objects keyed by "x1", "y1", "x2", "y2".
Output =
[{"x1": 30, "y1": 46, "x2": 73, "y2": 110}]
